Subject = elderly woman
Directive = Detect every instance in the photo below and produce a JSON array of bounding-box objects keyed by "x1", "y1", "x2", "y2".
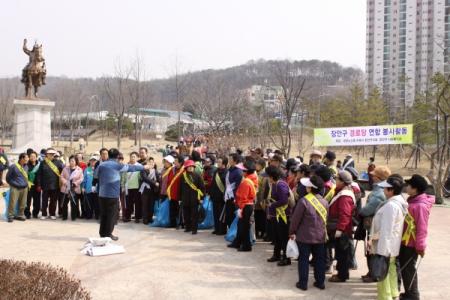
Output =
[
  {"x1": 370, "y1": 175, "x2": 408, "y2": 300},
  {"x1": 60, "y1": 155, "x2": 84, "y2": 221},
  {"x1": 289, "y1": 175, "x2": 328, "y2": 291},
  {"x1": 266, "y1": 165, "x2": 292, "y2": 267},
  {"x1": 328, "y1": 170, "x2": 356, "y2": 282}
]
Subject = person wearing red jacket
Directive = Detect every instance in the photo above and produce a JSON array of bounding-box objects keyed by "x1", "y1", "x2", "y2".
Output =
[
  {"x1": 228, "y1": 158, "x2": 258, "y2": 252},
  {"x1": 167, "y1": 156, "x2": 184, "y2": 228},
  {"x1": 328, "y1": 170, "x2": 355, "y2": 283},
  {"x1": 400, "y1": 174, "x2": 435, "y2": 300}
]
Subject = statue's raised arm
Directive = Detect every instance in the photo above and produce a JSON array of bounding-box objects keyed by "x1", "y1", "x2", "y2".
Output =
[{"x1": 22, "y1": 38, "x2": 31, "y2": 56}]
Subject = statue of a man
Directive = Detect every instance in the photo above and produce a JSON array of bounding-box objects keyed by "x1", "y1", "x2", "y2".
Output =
[{"x1": 21, "y1": 39, "x2": 46, "y2": 98}]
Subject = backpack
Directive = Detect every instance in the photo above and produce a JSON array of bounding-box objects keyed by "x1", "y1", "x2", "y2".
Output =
[{"x1": 277, "y1": 180, "x2": 296, "y2": 208}]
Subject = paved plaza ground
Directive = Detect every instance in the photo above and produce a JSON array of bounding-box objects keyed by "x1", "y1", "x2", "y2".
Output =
[{"x1": 1, "y1": 198, "x2": 449, "y2": 300}]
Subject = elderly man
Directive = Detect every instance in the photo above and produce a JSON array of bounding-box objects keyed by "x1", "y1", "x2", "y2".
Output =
[
  {"x1": 35, "y1": 148, "x2": 64, "y2": 220},
  {"x1": 97, "y1": 148, "x2": 150, "y2": 240},
  {"x1": 6, "y1": 153, "x2": 30, "y2": 222}
]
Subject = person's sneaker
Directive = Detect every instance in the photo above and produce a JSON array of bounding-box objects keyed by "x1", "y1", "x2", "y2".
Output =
[
  {"x1": 7, "y1": 217, "x2": 13, "y2": 223},
  {"x1": 295, "y1": 282, "x2": 307, "y2": 291},
  {"x1": 40, "y1": 216, "x2": 48, "y2": 220},
  {"x1": 110, "y1": 235, "x2": 119, "y2": 241},
  {"x1": 50, "y1": 216, "x2": 57, "y2": 220},
  {"x1": 313, "y1": 282, "x2": 325, "y2": 290}
]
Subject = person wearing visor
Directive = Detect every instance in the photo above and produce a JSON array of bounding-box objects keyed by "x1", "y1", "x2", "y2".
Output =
[
  {"x1": 290, "y1": 175, "x2": 328, "y2": 291},
  {"x1": 369, "y1": 175, "x2": 408, "y2": 300}
]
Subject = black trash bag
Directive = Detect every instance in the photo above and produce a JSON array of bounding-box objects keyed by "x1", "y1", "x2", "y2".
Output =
[
  {"x1": 198, "y1": 204, "x2": 206, "y2": 223},
  {"x1": 369, "y1": 254, "x2": 390, "y2": 282}
]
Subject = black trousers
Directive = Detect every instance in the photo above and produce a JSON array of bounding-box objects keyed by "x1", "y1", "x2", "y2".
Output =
[
  {"x1": 273, "y1": 218, "x2": 289, "y2": 258},
  {"x1": 232, "y1": 205, "x2": 253, "y2": 250},
  {"x1": 141, "y1": 192, "x2": 156, "y2": 223},
  {"x1": 254, "y1": 209, "x2": 266, "y2": 237},
  {"x1": 84, "y1": 193, "x2": 99, "y2": 219},
  {"x1": 264, "y1": 216, "x2": 274, "y2": 241},
  {"x1": 61, "y1": 192, "x2": 81, "y2": 220},
  {"x1": 99, "y1": 197, "x2": 119, "y2": 237},
  {"x1": 41, "y1": 189, "x2": 59, "y2": 217},
  {"x1": 25, "y1": 186, "x2": 41, "y2": 218},
  {"x1": 225, "y1": 199, "x2": 236, "y2": 227},
  {"x1": 325, "y1": 238, "x2": 335, "y2": 270},
  {"x1": 212, "y1": 200, "x2": 226, "y2": 234},
  {"x1": 298, "y1": 242, "x2": 326, "y2": 289},
  {"x1": 335, "y1": 235, "x2": 352, "y2": 280},
  {"x1": 399, "y1": 245, "x2": 420, "y2": 300},
  {"x1": 125, "y1": 189, "x2": 141, "y2": 220},
  {"x1": 169, "y1": 200, "x2": 180, "y2": 227},
  {"x1": 183, "y1": 203, "x2": 198, "y2": 233}
]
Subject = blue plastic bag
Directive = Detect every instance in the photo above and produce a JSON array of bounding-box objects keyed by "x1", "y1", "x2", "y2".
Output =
[
  {"x1": 153, "y1": 199, "x2": 161, "y2": 218},
  {"x1": 150, "y1": 198, "x2": 171, "y2": 227},
  {"x1": 225, "y1": 212, "x2": 239, "y2": 242},
  {"x1": 225, "y1": 210, "x2": 256, "y2": 245},
  {"x1": 360, "y1": 171, "x2": 369, "y2": 180},
  {"x1": 2, "y1": 189, "x2": 15, "y2": 220},
  {"x1": 198, "y1": 196, "x2": 214, "y2": 230}
]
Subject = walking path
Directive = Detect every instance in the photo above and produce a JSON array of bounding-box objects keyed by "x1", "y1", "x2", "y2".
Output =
[{"x1": 1, "y1": 200, "x2": 449, "y2": 300}]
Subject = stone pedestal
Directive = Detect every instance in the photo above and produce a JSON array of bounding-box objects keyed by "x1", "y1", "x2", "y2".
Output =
[{"x1": 12, "y1": 98, "x2": 55, "y2": 153}]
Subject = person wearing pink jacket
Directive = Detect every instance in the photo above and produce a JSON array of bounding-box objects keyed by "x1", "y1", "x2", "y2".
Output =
[
  {"x1": 399, "y1": 174, "x2": 435, "y2": 300},
  {"x1": 60, "y1": 155, "x2": 84, "y2": 221}
]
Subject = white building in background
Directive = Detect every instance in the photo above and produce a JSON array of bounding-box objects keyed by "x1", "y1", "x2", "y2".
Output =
[{"x1": 366, "y1": 0, "x2": 450, "y2": 108}]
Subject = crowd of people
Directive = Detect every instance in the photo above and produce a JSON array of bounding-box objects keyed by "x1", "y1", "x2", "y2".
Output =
[{"x1": 2, "y1": 143, "x2": 435, "y2": 300}]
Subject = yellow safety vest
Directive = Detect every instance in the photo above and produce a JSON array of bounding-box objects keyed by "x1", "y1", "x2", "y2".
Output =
[
  {"x1": 402, "y1": 213, "x2": 416, "y2": 245},
  {"x1": 215, "y1": 172, "x2": 225, "y2": 193},
  {"x1": 45, "y1": 158, "x2": 60, "y2": 177},
  {"x1": 16, "y1": 163, "x2": 32, "y2": 189},
  {"x1": 183, "y1": 172, "x2": 204, "y2": 201}
]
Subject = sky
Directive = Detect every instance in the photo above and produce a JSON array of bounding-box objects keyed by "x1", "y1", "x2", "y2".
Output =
[{"x1": 0, "y1": 0, "x2": 366, "y2": 79}]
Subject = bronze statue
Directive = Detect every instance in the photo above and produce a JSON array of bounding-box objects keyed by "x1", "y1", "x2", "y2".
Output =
[{"x1": 21, "y1": 38, "x2": 46, "y2": 98}]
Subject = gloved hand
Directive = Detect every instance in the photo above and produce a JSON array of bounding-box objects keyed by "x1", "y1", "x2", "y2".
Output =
[{"x1": 335, "y1": 230, "x2": 343, "y2": 238}]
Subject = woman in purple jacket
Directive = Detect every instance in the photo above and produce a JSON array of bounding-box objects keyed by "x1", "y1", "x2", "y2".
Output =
[
  {"x1": 266, "y1": 166, "x2": 291, "y2": 267},
  {"x1": 400, "y1": 174, "x2": 435, "y2": 300},
  {"x1": 289, "y1": 175, "x2": 329, "y2": 291}
]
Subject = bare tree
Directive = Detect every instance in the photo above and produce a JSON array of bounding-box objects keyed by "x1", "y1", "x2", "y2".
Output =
[
  {"x1": 127, "y1": 53, "x2": 151, "y2": 147},
  {"x1": 0, "y1": 79, "x2": 20, "y2": 145},
  {"x1": 103, "y1": 60, "x2": 133, "y2": 149},
  {"x1": 267, "y1": 60, "x2": 306, "y2": 156}
]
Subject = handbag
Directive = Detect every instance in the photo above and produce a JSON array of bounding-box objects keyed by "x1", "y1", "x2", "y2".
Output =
[{"x1": 369, "y1": 254, "x2": 390, "y2": 282}]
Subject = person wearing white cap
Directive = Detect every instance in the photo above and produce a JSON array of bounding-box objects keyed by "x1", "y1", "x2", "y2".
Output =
[
  {"x1": 370, "y1": 174, "x2": 408, "y2": 300},
  {"x1": 35, "y1": 148, "x2": 64, "y2": 220}
]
